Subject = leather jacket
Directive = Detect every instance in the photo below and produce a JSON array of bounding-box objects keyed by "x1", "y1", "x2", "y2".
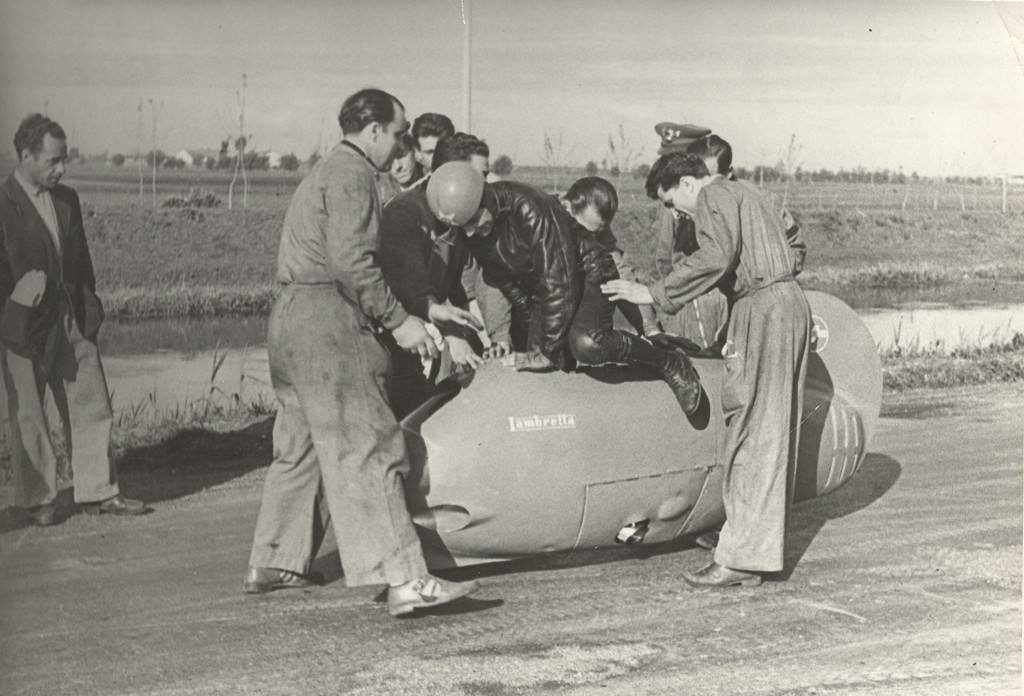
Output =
[{"x1": 469, "y1": 181, "x2": 582, "y2": 370}]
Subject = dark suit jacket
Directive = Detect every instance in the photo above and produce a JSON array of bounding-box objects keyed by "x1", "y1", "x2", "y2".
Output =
[{"x1": 0, "y1": 173, "x2": 104, "y2": 362}]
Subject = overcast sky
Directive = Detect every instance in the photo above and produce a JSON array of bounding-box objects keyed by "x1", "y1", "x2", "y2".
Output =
[{"x1": 1, "y1": 0, "x2": 1022, "y2": 176}]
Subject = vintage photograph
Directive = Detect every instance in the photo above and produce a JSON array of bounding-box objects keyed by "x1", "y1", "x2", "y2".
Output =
[{"x1": 0, "y1": 1, "x2": 1021, "y2": 694}]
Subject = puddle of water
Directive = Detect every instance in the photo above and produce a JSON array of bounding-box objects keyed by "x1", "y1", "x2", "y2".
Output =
[
  {"x1": 3, "y1": 301, "x2": 1019, "y2": 425},
  {"x1": 860, "y1": 303, "x2": 1024, "y2": 354},
  {"x1": 99, "y1": 316, "x2": 267, "y2": 357},
  {"x1": 103, "y1": 347, "x2": 272, "y2": 416}
]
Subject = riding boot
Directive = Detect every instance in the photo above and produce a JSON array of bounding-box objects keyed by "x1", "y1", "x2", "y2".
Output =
[{"x1": 621, "y1": 333, "x2": 702, "y2": 415}]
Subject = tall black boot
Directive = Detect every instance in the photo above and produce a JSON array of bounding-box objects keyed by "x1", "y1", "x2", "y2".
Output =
[{"x1": 621, "y1": 333, "x2": 702, "y2": 415}]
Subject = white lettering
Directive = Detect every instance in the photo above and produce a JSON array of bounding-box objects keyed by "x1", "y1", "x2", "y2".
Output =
[{"x1": 508, "y1": 413, "x2": 577, "y2": 433}]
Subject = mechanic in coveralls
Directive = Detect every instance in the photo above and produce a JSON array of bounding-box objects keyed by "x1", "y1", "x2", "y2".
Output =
[
  {"x1": 648, "y1": 123, "x2": 730, "y2": 351},
  {"x1": 603, "y1": 152, "x2": 811, "y2": 588},
  {"x1": 243, "y1": 88, "x2": 479, "y2": 616}
]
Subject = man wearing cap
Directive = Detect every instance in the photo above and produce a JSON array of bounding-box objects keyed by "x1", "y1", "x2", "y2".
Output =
[{"x1": 649, "y1": 122, "x2": 730, "y2": 352}]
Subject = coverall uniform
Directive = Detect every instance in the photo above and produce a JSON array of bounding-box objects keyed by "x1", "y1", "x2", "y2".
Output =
[
  {"x1": 651, "y1": 206, "x2": 729, "y2": 349},
  {"x1": 248, "y1": 141, "x2": 428, "y2": 587},
  {"x1": 0, "y1": 172, "x2": 116, "y2": 509},
  {"x1": 650, "y1": 178, "x2": 811, "y2": 573}
]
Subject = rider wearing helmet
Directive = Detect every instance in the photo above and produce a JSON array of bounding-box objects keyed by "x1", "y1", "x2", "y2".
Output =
[{"x1": 378, "y1": 140, "x2": 489, "y2": 417}]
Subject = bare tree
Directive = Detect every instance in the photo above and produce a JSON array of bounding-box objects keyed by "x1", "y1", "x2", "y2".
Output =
[
  {"x1": 228, "y1": 73, "x2": 249, "y2": 210},
  {"x1": 604, "y1": 124, "x2": 641, "y2": 186},
  {"x1": 780, "y1": 133, "x2": 804, "y2": 208},
  {"x1": 540, "y1": 131, "x2": 577, "y2": 192}
]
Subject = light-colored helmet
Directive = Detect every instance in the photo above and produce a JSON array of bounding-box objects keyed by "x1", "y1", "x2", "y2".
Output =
[{"x1": 426, "y1": 162, "x2": 485, "y2": 226}]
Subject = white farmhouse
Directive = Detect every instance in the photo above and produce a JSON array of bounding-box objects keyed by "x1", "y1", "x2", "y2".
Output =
[{"x1": 175, "y1": 149, "x2": 195, "y2": 167}]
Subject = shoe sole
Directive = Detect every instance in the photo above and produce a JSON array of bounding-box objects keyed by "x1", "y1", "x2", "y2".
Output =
[
  {"x1": 243, "y1": 578, "x2": 318, "y2": 594},
  {"x1": 683, "y1": 574, "x2": 762, "y2": 588},
  {"x1": 388, "y1": 581, "x2": 479, "y2": 616},
  {"x1": 82, "y1": 506, "x2": 148, "y2": 516}
]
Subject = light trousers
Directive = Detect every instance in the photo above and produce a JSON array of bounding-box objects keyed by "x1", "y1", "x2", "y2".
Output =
[
  {"x1": 248, "y1": 285, "x2": 428, "y2": 586},
  {"x1": 713, "y1": 282, "x2": 811, "y2": 573},
  {"x1": 1, "y1": 313, "x2": 117, "y2": 508}
]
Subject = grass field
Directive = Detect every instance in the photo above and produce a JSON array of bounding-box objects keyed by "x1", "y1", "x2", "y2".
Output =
[{"x1": 3, "y1": 161, "x2": 1022, "y2": 316}]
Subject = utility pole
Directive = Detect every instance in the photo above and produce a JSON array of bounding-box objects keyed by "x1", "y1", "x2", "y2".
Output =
[
  {"x1": 149, "y1": 98, "x2": 161, "y2": 209},
  {"x1": 136, "y1": 98, "x2": 144, "y2": 206},
  {"x1": 461, "y1": 0, "x2": 472, "y2": 132}
]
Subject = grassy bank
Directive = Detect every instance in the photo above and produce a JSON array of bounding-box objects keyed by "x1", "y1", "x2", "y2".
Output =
[
  {"x1": 881, "y1": 332, "x2": 1024, "y2": 390},
  {"x1": 80, "y1": 183, "x2": 1024, "y2": 318},
  {"x1": 21, "y1": 176, "x2": 1024, "y2": 384}
]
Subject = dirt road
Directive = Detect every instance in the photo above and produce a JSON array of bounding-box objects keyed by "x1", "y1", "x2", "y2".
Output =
[{"x1": 1, "y1": 385, "x2": 1020, "y2": 695}]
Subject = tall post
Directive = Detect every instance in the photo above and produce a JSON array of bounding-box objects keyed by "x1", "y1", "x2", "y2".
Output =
[
  {"x1": 136, "y1": 98, "x2": 144, "y2": 206},
  {"x1": 150, "y1": 98, "x2": 158, "y2": 209},
  {"x1": 461, "y1": 0, "x2": 472, "y2": 132}
]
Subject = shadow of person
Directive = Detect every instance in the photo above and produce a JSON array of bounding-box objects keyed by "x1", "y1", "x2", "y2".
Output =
[
  {"x1": 781, "y1": 452, "x2": 901, "y2": 580},
  {"x1": 116, "y1": 416, "x2": 274, "y2": 505},
  {"x1": 0, "y1": 488, "x2": 76, "y2": 533}
]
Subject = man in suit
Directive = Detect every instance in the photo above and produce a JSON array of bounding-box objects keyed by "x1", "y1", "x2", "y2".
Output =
[{"x1": 0, "y1": 113, "x2": 146, "y2": 526}]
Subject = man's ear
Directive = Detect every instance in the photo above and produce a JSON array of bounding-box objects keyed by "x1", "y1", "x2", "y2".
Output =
[{"x1": 368, "y1": 121, "x2": 383, "y2": 141}]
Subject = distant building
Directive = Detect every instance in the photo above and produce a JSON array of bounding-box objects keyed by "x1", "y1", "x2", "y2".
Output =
[
  {"x1": 266, "y1": 150, "x2": 282, "y2": 169},
  {"x1": 175, "y1": 149, "x2": 195, "y2": 167}
]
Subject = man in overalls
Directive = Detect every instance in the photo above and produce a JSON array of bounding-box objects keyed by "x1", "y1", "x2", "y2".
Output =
[
  {"x1": 603, "y1": 153, "x2": 811, "y2": 588},
  {"x1": 244, "y1": 89, "x2": 480, "y2": 616}
]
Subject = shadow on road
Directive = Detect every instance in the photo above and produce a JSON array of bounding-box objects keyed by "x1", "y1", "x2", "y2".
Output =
[
  {"x1": 0, "y1": 488, "x2": 77, "y2": 533},
  {"x1": 0, "y1": 417, "x2": 272, "y2": 533},
  {"x1": 782, "y1": 451, "x2": 902, "y2": 579},
  {"x1": 400, "y1": 452, "x2": 901, "y2": 585},
  {"x1": 114, "y1": 416, "x2": 274, "y2": 504}
]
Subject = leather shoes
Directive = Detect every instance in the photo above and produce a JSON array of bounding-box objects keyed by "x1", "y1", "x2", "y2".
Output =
[
  {"x1": 81, "y1": 494, "x2": 148, "y2": 516},
  {"x1": 661, "y1": 352, "x2": 702, "y2": 415},
  {"x1": 26, "y1": 503, "x2": 57, "y2": 527},
  {"x1": 682, "y1": 562, "x2": 762, "y2": 588},
  {"x1": 243, "y1": 567, "x2": 322, "y2": 594},
  {"x1": 387, "y1": 575, "x2": 480, "y2": 616}
]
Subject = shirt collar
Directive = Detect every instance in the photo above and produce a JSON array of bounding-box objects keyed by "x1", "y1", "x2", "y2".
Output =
[
  {"x1": 13, "y1": 168, "x2": 45, "y2": 197},
  {"x1": 339, "y1": 139, "x2": 378, "y2": 171}
]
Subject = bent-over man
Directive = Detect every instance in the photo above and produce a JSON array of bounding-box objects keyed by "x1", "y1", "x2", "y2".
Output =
[{"x1": 244, "y1": 88, "x2": 478, "y2": 617}]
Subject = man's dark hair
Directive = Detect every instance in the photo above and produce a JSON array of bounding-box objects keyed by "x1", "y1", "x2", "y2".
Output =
[
  {"x1": 394, "y1": 132, "x2": 417, "y2": 157},
  {"x1": 432, "y1": 132, "x2": 489, "y2": 171},
  {"x1": 337, "y1": 88, "x2": 403, "y2": 135},
  {"x1": 565, "y1": 177, "x2": 618, "y2": 222},
  {"x1": 686, "y1": 134, "x2": 732, "y2": 175},
  {"x1": 645, "y1": 153, "x2": 710, "y2": 199},
  {"x1": 14, "y1": 113, "x2": 66, "y2": 159},
  {"x1": 411, "y1": 113, "x2": 455, "y2": 145}
]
